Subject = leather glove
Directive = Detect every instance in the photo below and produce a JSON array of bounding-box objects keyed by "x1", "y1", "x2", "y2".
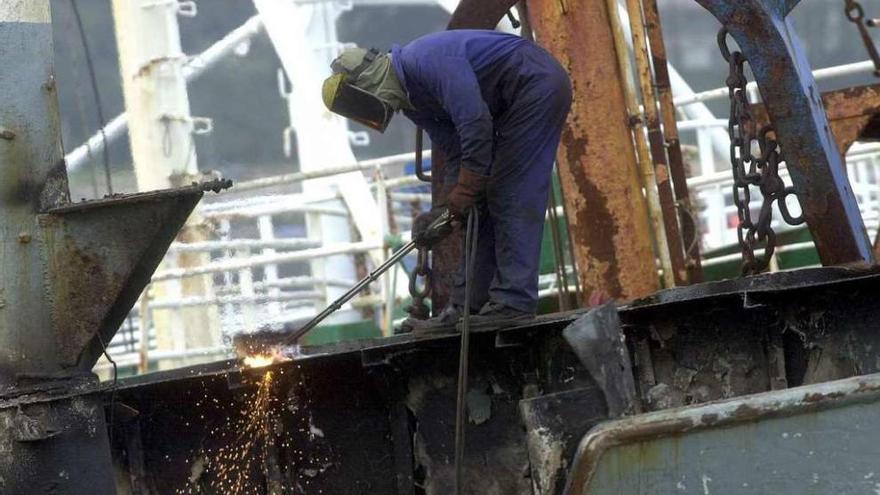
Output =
[
  {"x1": 413, "y1": 208, "x2": 453, "y2": 248},
  {"x1": 447, "y1": 168, "x2": 489, "y2": 217}
]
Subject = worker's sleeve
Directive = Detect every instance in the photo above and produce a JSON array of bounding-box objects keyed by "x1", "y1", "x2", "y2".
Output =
[{"x1": 414, "y1": 56, "x2": 493, "y2": 177}]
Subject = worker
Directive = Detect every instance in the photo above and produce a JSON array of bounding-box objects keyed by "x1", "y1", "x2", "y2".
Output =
[{"x1": 322, "y1": 29, "x2": 571, "y2": 332}]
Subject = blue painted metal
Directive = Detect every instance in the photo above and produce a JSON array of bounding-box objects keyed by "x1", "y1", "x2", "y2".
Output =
[{"x1": 695, "y1": 0, "x2": 874, "y2": 266}]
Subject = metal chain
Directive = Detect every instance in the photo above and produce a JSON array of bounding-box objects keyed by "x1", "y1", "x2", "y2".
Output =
[
  {"x1": 844, "y1": 0, "x2": 880, "y2": 76},
  {"x1": 406, "y1": 246, "x2": 432, "y2": 319},
  {"x1": 718, "y1": 29, "x2": 805, "y2": 276}
]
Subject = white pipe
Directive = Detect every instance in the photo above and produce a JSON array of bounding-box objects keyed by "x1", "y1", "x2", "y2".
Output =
[
  {"x1": 676, "y1": 119, "x2": 730, "y2": 131},
  {"x1": 252, "y1": 276, "x2": 354, "y2": 290},
  {"x1": 382, "y1": 175, "x2": 425, "y2": 189},
  {"x1": 700, "y1": 241, "x2": 817, "y2": 268},
  {"x1": 152, "y1": 240, "x2": 384, "y2": 281},
  {"x1": 168, "y1": 237, "x2": 322, "y2": 253},
  {"x1": 202, "y1": 203, "x2": 348, "y2": 220},
  {"x1": 614, "y1": 0, "x2": 729, "y2": 159},
  {"x1": 390, "y1": 192, "x2": 432, "y2": 203},
  {"x1": 674, "y1": 60, "x2": 876, "y2": 108},
  {"x1": 200, "y1": 191, "x2": 340, "y2": 212},
  {"x1": 687, "y1": 148, "x2": 880, "y2": 189},
  {"x1": 228, "y1": 151, "x2": 431, "y2": 193},
  {"x1": 150, "y1": 291, "x2": 323, "y2": 310},
  {"x1": 66, "y1": 15, "x2": 265, "y2": 172}
]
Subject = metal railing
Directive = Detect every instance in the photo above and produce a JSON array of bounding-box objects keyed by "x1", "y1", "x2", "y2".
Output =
[
  {"x1": 86, "y1": 12, "x2": 880, "y2": 374},
  {"x1": 100, "y1": 131, "x2": 880, "y2": 375}
]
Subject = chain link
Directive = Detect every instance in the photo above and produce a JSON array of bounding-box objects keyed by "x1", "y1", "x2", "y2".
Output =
[
  {"x1": 844, "y1": 0, "x2": 880, "y2": 76},
  {"x1": 718, "y1": 29, "x2": 805, "y2": 276},
  {"x1": 406, "y1": 246, "x2": 432, "y2": 319}
]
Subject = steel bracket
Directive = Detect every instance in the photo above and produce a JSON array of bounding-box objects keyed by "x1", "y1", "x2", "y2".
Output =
[{"x1": 39, "y1": 179, "x2": 231, "y2": 370}]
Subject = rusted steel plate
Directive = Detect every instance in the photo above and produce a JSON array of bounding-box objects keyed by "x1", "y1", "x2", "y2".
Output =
[
  {"x1": 751, "y1": 84, "x2": 880, "y2": 155},
  {"x1": 529, "y1": 0, "x2": 660, "y2": 302},
  {"x1": 41, "y1": 181, "x2": 229, "y2": 370},
  {"x1": 695, "y1": 0, "x2": 873, "y2": 266},
  {"x1": 565, "y1": 373, "x2": 880, "y2": 494}
]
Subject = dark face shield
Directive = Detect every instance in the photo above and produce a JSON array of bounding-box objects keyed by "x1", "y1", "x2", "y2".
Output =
[{"x1": 322, "y1": 73, "x2": 394, "y2": 133}]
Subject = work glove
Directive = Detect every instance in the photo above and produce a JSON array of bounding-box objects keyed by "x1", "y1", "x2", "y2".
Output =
[
  {"x1": 447, "y1": 168, "x2": 489, "y2": 218},
  {"x1": 413, "y1": 208, "x2": 453, "y2": 248}
]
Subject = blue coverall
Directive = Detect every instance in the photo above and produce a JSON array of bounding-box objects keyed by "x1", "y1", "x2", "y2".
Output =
[{"x1": 391, "y1": 30, "x2": 572, "y2": 313}]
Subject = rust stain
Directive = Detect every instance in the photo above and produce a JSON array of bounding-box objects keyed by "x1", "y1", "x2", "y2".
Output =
[
  {"x1": 49, "y1": 236, "x2": 125, "y2": 367},
  {"x1": 751, "y1": 83, "x2": 880, "y2": 155},
  {"x1": 655, "y1": 164, "x2": 669, "y2": 184},
  {"x1": 530, "y1": 0, "x2": 658, "y2": 303},
  {"x1": 802, "y1": 391, "x2": 845, "y2": 403}
]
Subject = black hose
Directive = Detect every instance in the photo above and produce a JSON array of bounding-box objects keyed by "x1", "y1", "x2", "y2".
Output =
[
  {"x1": 454, "y1": 206, "x2": 479, "y2": 494},
  {"x1": 415, "y1": 127, "x2": 431, "y2": 182}
]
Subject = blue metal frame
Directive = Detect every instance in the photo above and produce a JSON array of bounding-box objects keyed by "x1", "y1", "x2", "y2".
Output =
[{"x1": 695, "y1": 0, "x2": 874, "y2": 266}]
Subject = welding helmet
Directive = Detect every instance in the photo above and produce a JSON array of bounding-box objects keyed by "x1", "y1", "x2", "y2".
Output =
[{"x1": 322, "y1": 48, "x2": 394, "y2": 133}]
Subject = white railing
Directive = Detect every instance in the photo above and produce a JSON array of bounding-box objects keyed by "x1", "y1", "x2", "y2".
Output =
[
  {"x1": 88, "y1": 21, "x2": 880, "y2": 374},
  {"x1": 98, "y1": 151, "x2": 433, "y2": 373},
  {"x1": 103, "y1": 140, "x2": 880, "y2": 373}
]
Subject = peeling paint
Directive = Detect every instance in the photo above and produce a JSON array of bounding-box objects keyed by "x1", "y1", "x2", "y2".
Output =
[{"x1": 526, "y1": 427, "x2": 565, "y2": 495}]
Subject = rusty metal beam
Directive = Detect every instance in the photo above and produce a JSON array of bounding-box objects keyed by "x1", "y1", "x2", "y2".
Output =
[
  {"x1": 695, "y1": 0, "x2": 874, "y2": 266},
  {"x1": 751, "y1": 84, "x2": 880, "y2": 155},
  {"x1": 642, "y1": 0, "x2": 704, "y2": 283},
  {"x1": 625, "y1": 0, "x2": 688, "y2": 286},
  {"x1": 755, "y1": 83, "x2": 880, "y2": 263},
  {"x1": 529, "y1": 0, "x2": 660, "y2": 302},
  {"x1": 605, "y1": 0, "x2": 675, "y2": 288}
]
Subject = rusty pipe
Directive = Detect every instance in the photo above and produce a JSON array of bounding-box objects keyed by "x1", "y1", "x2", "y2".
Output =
[
  {"x1": 642, "y1": 0, "x2": 703, "y2": 283},
  {"x1": 624, "y1": 0, "x2": 688, "y2": 286},
  {"x1": 606, "y1": 0, "x2": 675, "y2": 288}
]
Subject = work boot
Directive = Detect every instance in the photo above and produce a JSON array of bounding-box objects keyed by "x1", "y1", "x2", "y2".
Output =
[
  {"x1": 400, "y1": 305, "x2": 463, "y2": 335},
  {"x1": 465, "y1": 302, "x2": 534, "y2": 330}
]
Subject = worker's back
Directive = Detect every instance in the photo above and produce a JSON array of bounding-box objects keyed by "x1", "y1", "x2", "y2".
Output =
[{"x1": 391, "y1": 29, "x2": 545, "y2": 119}]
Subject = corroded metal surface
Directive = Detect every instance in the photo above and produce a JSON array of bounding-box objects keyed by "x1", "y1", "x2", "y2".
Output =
[
  {"x1": 42, "y1": 180, "x2": 229, "y2": 370},
  {"x1": 563, "y1": 305, "x2": 639, "y2": 418},
  {"x1": 0, "y1": 1, "x2": 229, "y2": 387},
  {"x1": 625, "y1": 0, "x2": 688, "y2": 286},
  {"x1": 751, "y1": 84, "x2": 880, "y2": 155},
  {"x1": 642, "y1": 0, "x2": 703, "y2": 283},
  {"x1": 529, "y1": 0, "x2": 659, "y2": 302},
  {"x1": 627, "y1": 265, "x2": 880, "y2": 311},
  {"x1": 695, "y1": 0, "x2": 873, "y2": 266},
  {"x1": 565, "y1": 373, "x2": 880, "y2": 494},
  {"x1": 114, "y1": 266, "x2": 880, "y2": 494},
  {"x1": 113, "y1": 313, "x2": 597, "y2": 494},
  {"x1": 0, "y1": 389, "x2": 115, "y2": 494},
  {"x1": 0, "y1": 2, "x2": 68, "y2": 386},
  {"x1": 620, "y1": 265, "x2": 880, "y2": 419}
]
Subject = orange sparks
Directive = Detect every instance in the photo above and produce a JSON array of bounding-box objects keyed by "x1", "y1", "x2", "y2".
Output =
[
  {"x1": 178, "y1": 371, "x2": 281, "y2": 495},
  {"x1": 242, "y1": 350, "x2": 288, "y2": 369},
  {"x1": 243, "y1": 354, "x2": 274, "y2": 368}
]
